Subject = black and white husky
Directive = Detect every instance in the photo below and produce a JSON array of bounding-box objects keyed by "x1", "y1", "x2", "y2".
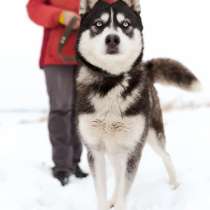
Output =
[{"x1": 76, "y1": 1, "x2": 200, "y2": 210}]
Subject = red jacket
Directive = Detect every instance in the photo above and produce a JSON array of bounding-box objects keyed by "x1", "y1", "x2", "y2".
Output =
[{"x1": 27, "y1": 0, "x2": 115, "y2": 68}]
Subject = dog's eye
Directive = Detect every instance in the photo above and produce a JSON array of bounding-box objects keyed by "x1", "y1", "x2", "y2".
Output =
[
  {"x1": 95, "y1": 20, "x2": 103, "y2": 28},
  {"x1": 122, "y1": 20, "x2": 130, "y2": 28}
]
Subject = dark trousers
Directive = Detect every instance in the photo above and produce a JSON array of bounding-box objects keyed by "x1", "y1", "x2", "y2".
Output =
[{"x1": 44, "y1": 66, "x2": 82, "y2": 174}]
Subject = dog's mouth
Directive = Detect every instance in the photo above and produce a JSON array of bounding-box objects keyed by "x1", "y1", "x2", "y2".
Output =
[{"x1": 106, "y1": 46, "x2": 119, "y2": 54}]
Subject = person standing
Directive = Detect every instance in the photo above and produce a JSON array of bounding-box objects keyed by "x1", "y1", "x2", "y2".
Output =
[{"x1": 26, "y1": 0, "x2": 88, "y2": 186}]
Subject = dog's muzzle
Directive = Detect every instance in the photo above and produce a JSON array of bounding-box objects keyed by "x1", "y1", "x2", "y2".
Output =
[{"x1": 105, "y1": 34, "x2": 120, "y2": 54}]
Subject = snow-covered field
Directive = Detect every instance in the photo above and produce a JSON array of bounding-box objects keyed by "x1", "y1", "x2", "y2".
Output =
[{"x1": 0, "y1": 108, "x2": 210, "y2": 210}]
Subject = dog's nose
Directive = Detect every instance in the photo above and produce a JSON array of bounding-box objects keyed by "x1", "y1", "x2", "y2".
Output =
[
  {"x1": 105, "y1": 34, "x2": 120, "y2": 54},
  {"x1": 105, "y1": 34, "x2": 120, "y2": 47}
]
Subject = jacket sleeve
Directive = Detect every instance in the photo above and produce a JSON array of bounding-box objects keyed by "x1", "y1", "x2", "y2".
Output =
[{"x1": 26, "y1": 0, "x2": 63, "y2": 28}]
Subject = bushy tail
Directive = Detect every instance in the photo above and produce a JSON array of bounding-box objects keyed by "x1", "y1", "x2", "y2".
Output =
[{"x1": 144, "y1": 58, "x2": 201, "y2": 91}]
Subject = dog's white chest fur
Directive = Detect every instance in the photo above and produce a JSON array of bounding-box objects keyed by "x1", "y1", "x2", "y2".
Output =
[{"x1": 78, "y1": 78, "x2": 145, "y2": 154}]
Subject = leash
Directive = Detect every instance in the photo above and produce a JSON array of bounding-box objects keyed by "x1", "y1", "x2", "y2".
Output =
[{"x1": 57, "y1": 16, "x2": 78, "y2": 62}]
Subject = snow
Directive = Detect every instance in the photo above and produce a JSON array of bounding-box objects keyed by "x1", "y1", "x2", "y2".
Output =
[{"x1": 0, "y1": 108, "x2": 210, "y2": 210}]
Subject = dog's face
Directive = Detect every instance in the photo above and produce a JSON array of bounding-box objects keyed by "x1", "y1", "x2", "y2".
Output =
[{"x1": 77, "y1": 0, "x2": 144, "y2": 75}]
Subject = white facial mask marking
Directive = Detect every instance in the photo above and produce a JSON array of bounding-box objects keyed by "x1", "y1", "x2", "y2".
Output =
[
  {"x1": 100, "y1": 13, "x2": 110, "y2": 23},
  {"x1": 78, "y1": 8, "x2": 143, "y2": 75},
  {"x1": 110, "y1": 9, "x2": 114, "y2": 28},
  {"x1": 116, "y1": 13, "x2": 125, "y2": 23}
]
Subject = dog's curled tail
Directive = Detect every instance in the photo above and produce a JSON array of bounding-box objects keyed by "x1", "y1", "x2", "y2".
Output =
[{"x1": 144, "y1": 58, "x2": 201, "y2": 91}]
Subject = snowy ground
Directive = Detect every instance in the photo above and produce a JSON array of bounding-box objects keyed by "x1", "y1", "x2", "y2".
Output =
[{"x1": 0, "y1": 108, "x2": 210, "y2": 210}]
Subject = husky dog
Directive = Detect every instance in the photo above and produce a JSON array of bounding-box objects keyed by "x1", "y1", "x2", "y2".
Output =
[
  {"x1": 80, "y1": 0, "x2": 141, "y2": 14},
  {"x1": 76, "y1": 1, "x2": 200, "y2": 210}
]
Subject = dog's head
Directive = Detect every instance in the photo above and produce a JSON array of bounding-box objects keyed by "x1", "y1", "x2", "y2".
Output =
[{"x1": 77, "y1": 0, "x2": 144, "y2": 76}]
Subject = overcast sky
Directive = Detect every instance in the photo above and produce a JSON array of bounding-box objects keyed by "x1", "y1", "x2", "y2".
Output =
[{"x1": 0, "y1": 0, "x2": 210, "y2": 109}]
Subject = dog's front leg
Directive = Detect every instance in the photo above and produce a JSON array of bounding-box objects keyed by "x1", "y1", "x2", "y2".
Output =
[
  {"x1": 109, "y1": 150, "x2": 142, "y2": 210},
  {"x1": 89, "y1": 150, "x2": 108, "y2": 210},
  {"x1": 110, "y1": 154, "x2": 128, "y2": 210}
]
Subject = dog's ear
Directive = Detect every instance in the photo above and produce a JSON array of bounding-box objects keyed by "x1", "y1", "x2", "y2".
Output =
[
  {"x1": 88, "y1": 0, "x2": 100, "y2": 9},
  {"x1": 80, "y1": 0, "x2": 99, "y2": 15},
  {"x1": 131, "y1": 0, "x2": 141, "y2": 13},
  {"x1": 120, "y1": 0, "x2": 141, "y2": 13},
  {"x1": 80, "y1": 0, "x2": 88, "y2": 15}
]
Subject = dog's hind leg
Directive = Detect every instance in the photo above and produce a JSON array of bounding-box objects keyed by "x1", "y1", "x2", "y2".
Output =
[
  {"x1": 88, "y1": 150, "x2": 108, "y2": 210},
  {"x1": 147, "y1": 129, "x2": 179, "y2": 189}
]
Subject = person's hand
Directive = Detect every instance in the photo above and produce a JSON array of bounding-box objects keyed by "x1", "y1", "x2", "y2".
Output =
[{"x1": 59, "y1": 11, "x2": 81, "y2": 29}]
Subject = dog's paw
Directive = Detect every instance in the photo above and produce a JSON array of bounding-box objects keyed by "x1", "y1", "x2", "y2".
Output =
[
  {"x1": 108, "y1": 199, "x2": 115, "y2": 209},
  {"x1": 98, "y1": 203, "x2": 110, "y2": 210},
  {"x1": 169, "y1": 180, "x2": 180, "y2": 190}
]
